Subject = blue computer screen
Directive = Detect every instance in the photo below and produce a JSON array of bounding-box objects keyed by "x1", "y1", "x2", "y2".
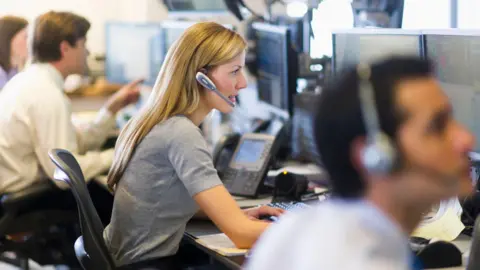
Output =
[{"x1": 105, "y1": 22, "x2": 163, "y2": 86}]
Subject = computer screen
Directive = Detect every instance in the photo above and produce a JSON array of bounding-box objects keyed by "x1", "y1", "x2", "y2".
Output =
[
  {"x1": 161, "y1": 21, "x2": 234, "y2": 58},
  {"x1": 332, "y1": 29, "x2": 423, "y2": 74},
  {"x1": 163, "y1": 0, "x2": 228, "y2": 12},
  {"x1": 161, "y1": 21, "x2": 197, "y2": 54},
  {"x1": 253, "y1": 22, "x2": 297, "y2": 116},
  {"x1": 105, "y1": 22, "x2": 163, "y2": 86},
  {"x1": 425, "y1": 31, "x2": 480, "y2": 152}
]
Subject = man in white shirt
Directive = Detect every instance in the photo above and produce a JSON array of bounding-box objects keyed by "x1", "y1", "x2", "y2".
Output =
[
  {"x1": 0, "y1": 11, "x2": 141, "y2": 223},
  {"x1": 245, "y1": 57, "x2": 475, "y2": 270}
]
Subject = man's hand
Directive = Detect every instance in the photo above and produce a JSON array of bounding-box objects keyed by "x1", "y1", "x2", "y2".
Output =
[
  {"x1": 243, "y1": 205, "x2": 285, "y2": 221},
  {"x1": 104, "y1": 79, "x2": 143, "y2": 114}
]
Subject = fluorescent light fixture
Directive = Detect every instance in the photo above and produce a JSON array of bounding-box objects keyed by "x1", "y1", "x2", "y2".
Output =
[{"x1": 286, "y1": 1, "x2": 308, "y2": 18}]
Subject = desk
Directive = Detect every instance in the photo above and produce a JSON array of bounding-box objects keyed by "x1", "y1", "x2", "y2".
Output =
[
  {"x1": 185, "y1": 221, "x2": 473, "y2": 270},
  {"x1": 70, "y1": 95, "x2": 109, "y2": 112},
  {"x1": 185, "y1": 220, "x2": 243, "y2": 270},
  {"x1": 183, "y1": 196, "x2": 273, "y2": 269}
]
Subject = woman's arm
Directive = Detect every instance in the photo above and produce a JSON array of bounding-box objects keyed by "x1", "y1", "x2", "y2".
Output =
[{"x1": 194, "y1": 185, "x2": 283, "y2": 249}]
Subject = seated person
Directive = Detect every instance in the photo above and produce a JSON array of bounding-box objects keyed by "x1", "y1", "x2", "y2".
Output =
[
  {"x1": 0, "y1": 15, "x2": 28, "y2": 89},
  {"x1": 104, "y1": 22, "x2": 284, "y2": 267},
  {"x1": 0, "y1": 11, "x2": 141, "y2": 224},
  {"x1": 245, "y1": 57, "x2": 475, "y2": 270}
]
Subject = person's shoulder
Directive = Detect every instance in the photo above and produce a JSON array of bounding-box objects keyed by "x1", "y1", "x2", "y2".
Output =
[
  {"x1": 150, "y1": 116, "x2": 202, "y2": 139},
  {"x1": 3, "y1": 67, "x2": 57, "y2": 95},
  {"x1": 246, "y1": 201, "x2": 406, "y2": 270},
  {"x1": 245, "y1": 203, "x2": 349, "y2": 270},
  {"x1": 143, "y1": 116, "x2": 203, "y2": 147}
]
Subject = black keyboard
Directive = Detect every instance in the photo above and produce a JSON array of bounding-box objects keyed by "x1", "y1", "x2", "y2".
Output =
[
  {"x1": 267, "y1": 201, "x2": 310, "y2": 211},
  {"x1": 261, "y1": 201, "x2": 311, "y2": 222}
]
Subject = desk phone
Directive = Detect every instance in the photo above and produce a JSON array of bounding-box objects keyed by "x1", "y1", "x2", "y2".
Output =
[{"x1": 222, "y1": 133, "x2": 276, "y2": 197}]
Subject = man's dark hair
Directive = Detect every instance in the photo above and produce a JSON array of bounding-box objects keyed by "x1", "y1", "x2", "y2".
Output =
[
  {"x1": 0, "y1": 16, "x2": 28, "y2": 71},
  {"x1": 314, "y1": 57, "x2": 433, "y2": 198},
  {"x1": 31, "y1": 11, "x2": 90, "y2": 63}
]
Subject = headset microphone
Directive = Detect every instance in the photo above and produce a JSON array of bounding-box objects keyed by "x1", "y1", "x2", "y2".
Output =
[{"x1": 196, "y1": 72, "x2": 235, "y2": 107}]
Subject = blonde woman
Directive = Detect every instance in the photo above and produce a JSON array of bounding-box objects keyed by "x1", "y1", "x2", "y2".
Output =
[{"x1": 104, "y1": 22, "x2": 284, "y2": 267}]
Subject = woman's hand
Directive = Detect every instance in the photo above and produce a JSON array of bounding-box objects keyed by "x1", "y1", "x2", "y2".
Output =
[{"x1": 243, "y1": 205, "x2": 285, "y2": 221}]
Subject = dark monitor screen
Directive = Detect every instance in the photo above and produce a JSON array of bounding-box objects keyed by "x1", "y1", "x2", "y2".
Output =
[
  {"x1": 253, "y1": 22, "x2": 297, "y2": 116},
  {"x1": 332, "y1": 29, "x2": 423, "y2": 74},
  {"x1": 105, "y1": 22, "x2": 163, "y2": 86},
  {"x1": 425, "y1": 31, "x2": 480, "y2": 152},
  {"x1": 234, "y1": 139, "x2": 266, "y2": 163}
]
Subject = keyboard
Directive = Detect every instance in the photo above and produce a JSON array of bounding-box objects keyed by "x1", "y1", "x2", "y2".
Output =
[
  {"x1": 260, "y1": 201, "x2": 311, "y2": 222},
  {"x1": 267, "y1": 201, "x2": 310, "y2": 211}
]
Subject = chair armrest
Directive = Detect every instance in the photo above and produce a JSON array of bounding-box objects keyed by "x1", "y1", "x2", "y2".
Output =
[{"x1": 1, "y1": 181, "x2": 59, "y2": 211}]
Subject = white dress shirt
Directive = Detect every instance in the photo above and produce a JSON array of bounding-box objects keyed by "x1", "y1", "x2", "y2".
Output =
[
  {"x1": 245, "y1": 199, "x2": 412, "y2": 270},
  {"x1": 0, "y1": 63, "x2": 116, "y2": 193}
]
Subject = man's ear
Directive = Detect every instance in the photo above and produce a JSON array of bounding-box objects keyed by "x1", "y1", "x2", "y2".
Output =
[
  {"x1": 350, "y1": 136, "x2": 367, "y2": 175},
  {"x1": 59, "y1": 40, "x2": 70, "y2": 57}
]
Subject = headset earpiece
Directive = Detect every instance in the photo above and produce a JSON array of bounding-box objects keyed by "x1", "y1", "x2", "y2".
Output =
[
  {"x1": 357, "y1": 63, "x2": 396, "y2": 175},
  {"x1": 195, "y1": 70, "x2": 235, "y2": 107}
]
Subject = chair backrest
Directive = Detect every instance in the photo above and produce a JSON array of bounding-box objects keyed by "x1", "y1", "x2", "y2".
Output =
[{"x1": 48, "y1": 149, "x2": 116, "y2": 270}]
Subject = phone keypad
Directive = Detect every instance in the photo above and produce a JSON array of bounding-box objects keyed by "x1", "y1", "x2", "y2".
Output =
[{"x1": 223, "y1": 168, "x2": 237, "y2": 187}]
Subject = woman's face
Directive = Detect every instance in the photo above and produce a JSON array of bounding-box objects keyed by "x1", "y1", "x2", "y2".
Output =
[
  {"x1": 10, "y1": 27, "x2": 28, "y2": 68},
  {"x1": 203, "y1": 51, "x2": 248, "y2": 113}
]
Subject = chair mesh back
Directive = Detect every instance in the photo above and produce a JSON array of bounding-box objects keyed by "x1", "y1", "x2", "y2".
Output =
[{"x1": 49, "y1": 149, "x2": 115, "y2": 270}]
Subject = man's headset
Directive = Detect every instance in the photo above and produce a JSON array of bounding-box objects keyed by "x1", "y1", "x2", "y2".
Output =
[
  {"x1": 196, "y1": 69, "x2": 235, "y2": 108},
  {"x1": 357, "y1": 63, "x2": 396, "y2": 174},
  {"x1": 357, "y1": 63, "x2": 460, "y2": 190}
]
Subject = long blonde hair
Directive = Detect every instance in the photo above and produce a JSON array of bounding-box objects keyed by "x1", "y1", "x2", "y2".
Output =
[{"x1": 107, "y1": 22, "x2": 247, "y2": 190}]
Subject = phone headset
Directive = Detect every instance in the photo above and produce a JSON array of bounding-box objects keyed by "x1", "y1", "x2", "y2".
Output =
[
  {"x1": 357, "y1": 63, "x2": 396, "y2": 174},
  {"x1": 196, "y1": 68, "x2": 236, "y2": 108},
  {"x1": 358, "y1": 63, "x2": 459, "y2": 191}
]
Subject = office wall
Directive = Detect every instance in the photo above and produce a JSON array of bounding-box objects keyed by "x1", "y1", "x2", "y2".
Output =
[
  {"x1": 458, "y1": 0, "x2": 480, "y2": 28},
  {"x1": 402, "y1": 0, "x2": 451, "y2": 29}
]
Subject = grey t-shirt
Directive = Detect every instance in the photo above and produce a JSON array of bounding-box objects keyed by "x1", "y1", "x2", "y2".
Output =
[{"x1": 104, "y1": 116, "x2": 222, "y2": 266}]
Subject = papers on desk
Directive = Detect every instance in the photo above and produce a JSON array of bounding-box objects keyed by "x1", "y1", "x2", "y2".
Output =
[
  {"x1": 196, "y1": 233, "x2": 248, "y2": 257},
  {"x1": 412, "y1": 199, "x2": 465, "y2": 242}
]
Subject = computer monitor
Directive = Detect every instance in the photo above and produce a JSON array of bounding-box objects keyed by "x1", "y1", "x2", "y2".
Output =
[
  {"x1": 424, "y1": 30, "x2": 480, "y2": 152},
  {"x1": 253, "y1": 22, "x2": 298, "y2": 117},
  {"x1": 161, "y1": 21, "x2": 234, "y2": 58},
  {"x1": 332, "y1": 29, "x2": 424, "y2": 75},
  {"x1": 161, "y1": 21, "x2": 197, "y2": 54},
  {"x1": 351, "y1": 0, "x2": 405, "y2": 28},
  {"x1": 162, "y1": 0, "x2": 229, "y2": 13},
  {"x1": 105, "y1": 22, "x2": 163, "y2": 86}
]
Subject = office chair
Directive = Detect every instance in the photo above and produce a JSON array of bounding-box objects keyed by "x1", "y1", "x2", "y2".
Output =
[
  {"x1": 49, "y1": 149, "x2": 179, "y2": 270},
  {"x1": 49, "y1": 148, "x2": 116, "y2": 270}
]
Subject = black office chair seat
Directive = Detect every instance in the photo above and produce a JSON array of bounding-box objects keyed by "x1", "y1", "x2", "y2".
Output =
[
  {"x1": 0, "y1": 181, "x2": 79, "y2": 269},
  {"x1": 49, "y1": 148, "x2": 179, "y2": 270}
]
